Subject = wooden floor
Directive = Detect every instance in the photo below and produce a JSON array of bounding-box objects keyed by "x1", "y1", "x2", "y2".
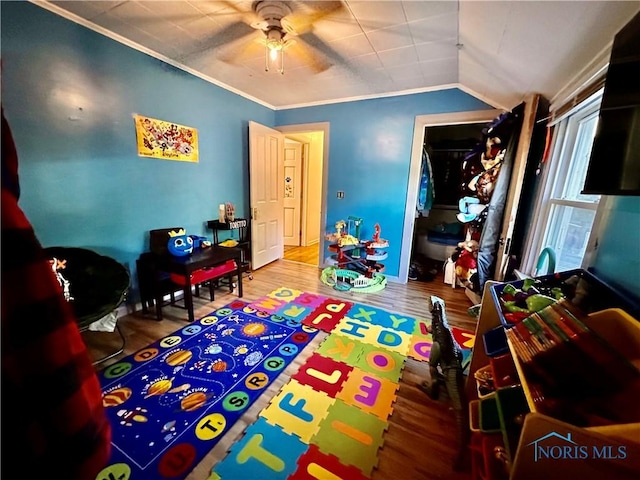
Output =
[
  {"x1": 283, "y1": 243, "x2": 320, "y2": 265},
  {"x1": 85, "y1": 260, "x2": 476, "y2": 480}
]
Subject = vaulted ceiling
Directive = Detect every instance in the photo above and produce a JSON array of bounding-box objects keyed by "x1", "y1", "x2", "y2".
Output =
[{"x1": 40, "y1": 1, "x2": 640, "y2": 110}]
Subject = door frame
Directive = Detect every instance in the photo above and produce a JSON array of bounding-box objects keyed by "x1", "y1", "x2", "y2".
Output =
[
  {"x1": 277, "y1": 122, "x2": 330, "y2": 268},
  {"x1": 400, "y1": 109, "x2": 504, "y2": 283}
]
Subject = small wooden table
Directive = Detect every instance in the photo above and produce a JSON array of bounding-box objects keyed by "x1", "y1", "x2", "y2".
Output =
[{"x1": 150, "y1": 247, "x2": 243, "y2": 322}]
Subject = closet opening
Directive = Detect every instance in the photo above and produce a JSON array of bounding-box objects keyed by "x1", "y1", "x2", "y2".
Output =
[{"x1": 410, "y1": 123, "x2": 486, "y2": 282}]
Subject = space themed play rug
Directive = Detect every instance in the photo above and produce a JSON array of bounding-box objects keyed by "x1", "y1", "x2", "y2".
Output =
[
  {"x1": 209, "y1": 288, "x2": 475, "y2": 480},
  {"x1": 95, "y1": 293, "x2": 322, "y2": 480}
]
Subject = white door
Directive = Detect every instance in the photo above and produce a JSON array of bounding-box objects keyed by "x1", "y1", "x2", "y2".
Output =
[
  {"x1": 283, "y1": 141, "x2": 302, "y2": 246},
  {"x1": 249, "y1": 121, "x2": 284, "y2": 270}
]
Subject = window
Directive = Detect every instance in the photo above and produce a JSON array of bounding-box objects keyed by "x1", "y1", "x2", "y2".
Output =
[{"x1": 522, "y1": 92, "x2": 603, "y2": 275}]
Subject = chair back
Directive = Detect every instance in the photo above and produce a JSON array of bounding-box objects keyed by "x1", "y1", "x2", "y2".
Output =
[{"x1": 150, "y1": 227, "x2": 183, "y2": 256}]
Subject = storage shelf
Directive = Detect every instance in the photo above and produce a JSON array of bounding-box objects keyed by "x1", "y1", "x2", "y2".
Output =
[{"x1": 466, "y1": 280, "x2": 640, "y2": 480}]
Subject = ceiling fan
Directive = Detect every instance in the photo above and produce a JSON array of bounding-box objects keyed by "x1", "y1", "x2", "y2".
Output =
[{"x1": 212, "y1": 1, "x2": 347, "y2": 74}]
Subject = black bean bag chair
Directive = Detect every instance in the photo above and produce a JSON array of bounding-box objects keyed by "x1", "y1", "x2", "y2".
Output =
[{"x1": 44, "y1": 247, "x2": 130, "y2": 363}]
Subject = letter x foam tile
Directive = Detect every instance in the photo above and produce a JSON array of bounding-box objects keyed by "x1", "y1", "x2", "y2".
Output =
[
  {"x1": 348, "y1": 303, "x2": 416, "y2": 334},
  {"x1": 310, "y1": 398, "x2": 388, "y2": 476},
  {"x1": 211, "y1": 417, "x2": 308, "y2": 480},
  {"x1": 289, "y1": 444, "x2": 371, "y2": 480},
  {"x1": 260, "y1": 379, "x2": 334, "y2": 443},
  {"x1": 291, "y1": 352, "x2": 353, "y2": 398}
]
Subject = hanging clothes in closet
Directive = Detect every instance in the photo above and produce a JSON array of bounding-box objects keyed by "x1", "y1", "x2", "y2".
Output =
[{"x1": 416, "y1": 145, "x2": 434, "y2": 216}]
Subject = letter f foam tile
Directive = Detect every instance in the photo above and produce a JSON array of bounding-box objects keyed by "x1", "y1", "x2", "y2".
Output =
[
  {"x1": 260, "y1": 379, "x2": 334, "y2": 443},
  {"x1": 211, "y1": 417, "x2": 308, "y2": 480}
]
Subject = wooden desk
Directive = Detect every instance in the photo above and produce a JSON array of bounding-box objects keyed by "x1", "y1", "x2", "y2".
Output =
[{"x1": 150, "y1": 247, "x2": 243, "y2": 322}]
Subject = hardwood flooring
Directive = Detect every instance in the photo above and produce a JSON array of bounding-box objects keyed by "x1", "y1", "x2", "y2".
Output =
[
  {"x1": 283, "y1": 243, "x2": 320, "y2": 266},
  {"x1": 84, "y1": 260, "x2": 476, "y2": 480}
]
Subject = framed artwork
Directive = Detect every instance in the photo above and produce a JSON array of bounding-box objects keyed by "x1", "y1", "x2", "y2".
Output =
[{"x1": 134, "y1": 114, "x2": 199, "y2": 162}]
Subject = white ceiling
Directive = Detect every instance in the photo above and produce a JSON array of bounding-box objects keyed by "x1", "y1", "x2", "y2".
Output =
[{"x1": 38, "y1": 1, "x2": 640, "y2": 110}]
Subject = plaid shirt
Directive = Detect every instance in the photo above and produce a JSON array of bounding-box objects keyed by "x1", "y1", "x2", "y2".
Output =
[{"x1": 1, "y1": 109, "x2": 111, "y2": 479}]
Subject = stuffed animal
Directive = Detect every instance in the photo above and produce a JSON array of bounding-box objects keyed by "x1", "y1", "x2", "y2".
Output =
[
  {"x1": 167, "y1": 229, "x2": 193, "y2": 257},
  {"x1": 454, "y1": 240, "x2": 479, "y2": 288}
]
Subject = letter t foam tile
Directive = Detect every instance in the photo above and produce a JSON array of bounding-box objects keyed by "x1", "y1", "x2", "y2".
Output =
[
  {"x1": 260, "y1": 379, "x2": 334, "y2": 443},
  {"x1": 211, "y1": 417, "x2": 308, "y2": 480}
]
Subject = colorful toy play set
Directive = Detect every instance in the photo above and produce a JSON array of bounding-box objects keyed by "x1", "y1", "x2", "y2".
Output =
[{"x1": 323, "y1": 217, "x2": 389, "y2": 292}]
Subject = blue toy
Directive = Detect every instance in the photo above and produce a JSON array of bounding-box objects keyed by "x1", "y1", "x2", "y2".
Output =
[{"x1": 167, "y1": 229, "x2": 193, "y2": 256}]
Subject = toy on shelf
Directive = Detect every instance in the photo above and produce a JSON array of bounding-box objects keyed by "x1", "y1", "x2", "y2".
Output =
[{"x1": 322, "y1": 218, "x2": 389, "y2": 292}]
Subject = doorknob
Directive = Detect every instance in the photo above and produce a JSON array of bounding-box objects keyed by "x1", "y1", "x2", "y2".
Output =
[{"x1": 252, "y1": 208, "x2": 258, "y2": 220}]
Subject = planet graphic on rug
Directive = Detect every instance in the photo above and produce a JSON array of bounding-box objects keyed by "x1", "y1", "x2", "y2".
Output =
[
  {"x1": 242, "y1": 322, "x2": 267, "y2": 336},
  {"x1": 103, "y1": 387, "x2": 132, "y2": 407},
  {"x1": 210, "y1": 359, "x2": 228, "y2": 372},
  {"x1": 145, "y1": 378, "x2": 174, "y2": 398},
  {"x1": 244, "y1": 351, "x2": 263, "y2": 366},
  {"x1": 165, "y1": 349, "x2": 193, "y2": 366},
  {"x1": 180, "y1": 391, "x2": 216, "y2": 412}
]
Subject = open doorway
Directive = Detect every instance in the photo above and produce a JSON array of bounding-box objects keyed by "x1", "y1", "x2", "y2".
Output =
[
  {"x1": 410, "y1": 123, "x2": 486, "y2": 282},
  {"x1": 400, "y1": 109, "x2": 503, "y2": 283},
  {"x1": 278, "y1": 123, "x2": 329, "y2": 267}
]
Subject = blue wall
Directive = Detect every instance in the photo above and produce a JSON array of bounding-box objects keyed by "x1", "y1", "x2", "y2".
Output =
[
  {"x1": 590, "y1": 196, "x2": 640, "y2": 306},
  {"x1": 5, "y1": 2, "x2": 634, "y2": 304},
  {"x1": 276, "y1": 91, "x2": 492, "y2": 276},
  {"x1": 1, "y1": 2, "x2": 273, "y2": 301}
]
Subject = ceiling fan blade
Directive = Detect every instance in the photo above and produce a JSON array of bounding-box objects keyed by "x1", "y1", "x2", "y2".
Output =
[
  {"x1": 296, "y1": 31, "x2": 347, "y2": 72},
  {"x1": 217, "y1": 0, "x2": 264, "y2": 26},
  {"x1": 282, "y1": 1, "x2": 346, "y2": 35},
  {"x1": 180, "y1": 21, "x2": 256, "y2": 61},
  {"x1": 289, "y1": 41, "x2": 332, "y2": 73},
  {"x1": 218, "y1": 31, "x2": 266, "y2": 65}
]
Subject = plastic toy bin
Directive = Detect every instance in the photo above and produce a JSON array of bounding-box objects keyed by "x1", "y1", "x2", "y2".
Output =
[
  {"x1": 490, "y1": 353, "x2": 518, "y2": 388},
  {"x1": 489, "y1": 268, "x2": 640, "y2": 328},
  {"x1": 479, "y1": 394, "x2": 501, "y2": 433},
  {"x1": 508, "y1": 307, "x2": 640, "y2": 427},
  {"x1": 483, "y1": 326, "x2": 509, "y2": 357}
]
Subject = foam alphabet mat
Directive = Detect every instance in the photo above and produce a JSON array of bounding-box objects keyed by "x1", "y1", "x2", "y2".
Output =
[
  {"x1": 209, "y1": 288, "x2": 475, "y2": 480},
  {"x1": 95, "y1": 298, "x2": 319, "y2": 480}
]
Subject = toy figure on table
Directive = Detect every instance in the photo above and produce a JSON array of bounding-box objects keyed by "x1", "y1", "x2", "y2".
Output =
[{"x1": 167, "y1": 229, "x2": 210, "y2": 257}]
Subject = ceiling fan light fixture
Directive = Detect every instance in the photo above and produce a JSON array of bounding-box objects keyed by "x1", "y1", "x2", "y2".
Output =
[{"x1": 265, "y1": 27, "x2": 285, "y2": 74}]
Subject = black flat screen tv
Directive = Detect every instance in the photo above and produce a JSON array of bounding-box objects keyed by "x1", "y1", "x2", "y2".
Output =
[{"x1": 583, "y1": 11, "x2": 640, "y2": 196}]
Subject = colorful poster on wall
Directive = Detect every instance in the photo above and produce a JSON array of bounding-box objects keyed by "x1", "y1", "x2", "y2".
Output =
[{"x1": 134, "y1": 114, "x2": 199, "y2": 162}]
